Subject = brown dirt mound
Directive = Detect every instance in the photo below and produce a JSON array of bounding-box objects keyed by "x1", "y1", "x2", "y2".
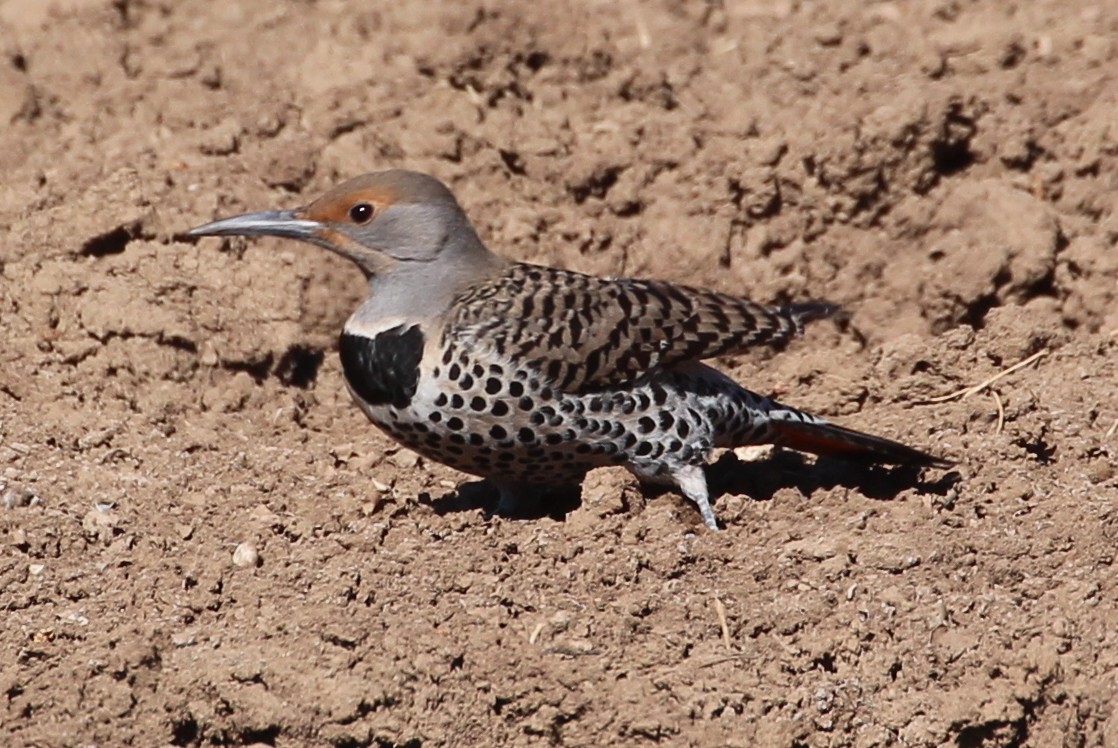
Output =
[{"x1": 2, "y1": 1, "x2": 1117, "y2": 746}]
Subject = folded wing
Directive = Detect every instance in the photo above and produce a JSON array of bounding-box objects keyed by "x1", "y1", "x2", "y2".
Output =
[{"x1": 446, "y1": 263, "x2": 839, "y2": 394}]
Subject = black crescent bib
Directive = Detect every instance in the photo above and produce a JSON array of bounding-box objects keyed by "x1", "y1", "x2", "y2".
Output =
[{"x1": 338, "y1": 325, "x2": 424, "y2": 409}]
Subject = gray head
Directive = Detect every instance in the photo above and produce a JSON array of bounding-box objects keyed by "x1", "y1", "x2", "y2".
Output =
[{"x1": 188, "y1": 170, "x2": 506, "y2": 280}]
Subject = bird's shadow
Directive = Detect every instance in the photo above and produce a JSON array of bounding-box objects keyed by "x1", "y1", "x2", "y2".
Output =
[
  {"x1": 419, "y1": 480, "x2": 583, "y2": 522},
  {"x1": 419, "y1": 451, "x2": 960, "y2": 523},
  {"x1": 706, "y1": 450, "x2": 960, "y2": 504}
]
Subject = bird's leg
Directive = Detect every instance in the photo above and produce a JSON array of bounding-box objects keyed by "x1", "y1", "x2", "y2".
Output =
[
  {"x1": 671, "y1": 464, "x2": 720, "y2": 531},
  {"x1": 628, "y1": 462, "x2": 720, "y2": 530}
]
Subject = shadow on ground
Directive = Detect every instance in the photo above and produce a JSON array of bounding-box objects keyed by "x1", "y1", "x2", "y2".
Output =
[
  {"x1": 421, "y1": 480, "x2": 585, "y2": 521},
  {"x1": 707, "y1": 451, "x2": 961, "y2": 504},
  {"x1": 419, "y1": 451, "x2": 960, "y2": 522}
]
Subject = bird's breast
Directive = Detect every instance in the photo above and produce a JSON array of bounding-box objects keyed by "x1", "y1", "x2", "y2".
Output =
[{"x1": 338, "y1": 324, "x2": 425, "y2": 409}]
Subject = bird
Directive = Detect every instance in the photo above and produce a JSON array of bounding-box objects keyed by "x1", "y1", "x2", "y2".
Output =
[{"x1": 188, "y1": 169, "x2": 948, "y2": 530}]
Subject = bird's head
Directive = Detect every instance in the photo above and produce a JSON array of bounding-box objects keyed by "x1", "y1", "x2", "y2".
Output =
[{"x1": 188, "y1": 170, "x2": 500, "y2": 278}]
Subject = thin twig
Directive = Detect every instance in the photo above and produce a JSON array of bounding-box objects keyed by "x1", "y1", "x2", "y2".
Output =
[
  {"x1": 714, "y1": 597, "x2": 731, "y2": 650},
  {"x1": 697, "y1": 653, "x2": 746, "y2": 669},
  {"x1": 921, "y1": 350, "x2": 1049, "y2": 404},
  {"x1": 632, "y1": 4, "x2": 651, "y2": 49},
  {"x1": 991, "y1": 390, "x2": 1005, "y2": 434},
  {"x1": 1106, "y1": 419, "x2": 1118, "y2": 439}
]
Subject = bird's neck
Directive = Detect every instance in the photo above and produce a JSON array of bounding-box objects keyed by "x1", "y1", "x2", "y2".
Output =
[{"x1": 348, "y1": 249, "x2": 509, "y2": 331}]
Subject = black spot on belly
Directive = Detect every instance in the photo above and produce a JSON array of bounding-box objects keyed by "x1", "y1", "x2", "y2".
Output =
[{"x1": 339, "y1": 326, "x2": 424, "y2": 409}]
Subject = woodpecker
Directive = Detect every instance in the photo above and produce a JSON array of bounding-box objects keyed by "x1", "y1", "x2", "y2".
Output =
[{"x1": 189, "y1": 170, "x2": 947, "y2": 529}]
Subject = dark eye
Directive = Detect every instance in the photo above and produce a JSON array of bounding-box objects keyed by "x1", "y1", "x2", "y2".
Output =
[{"x1": 348, "y1": 202, "x2": 374, "y2": 224}]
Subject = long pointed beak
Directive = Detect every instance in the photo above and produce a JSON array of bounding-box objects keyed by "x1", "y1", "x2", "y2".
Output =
[{"x1": 187, "y1": 209, "x2": 321, "y2": 240}]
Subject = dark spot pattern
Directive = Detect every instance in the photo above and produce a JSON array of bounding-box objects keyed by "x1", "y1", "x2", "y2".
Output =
[{"x1": 344, "y1": 310, "x2": 823, "y2": 494}]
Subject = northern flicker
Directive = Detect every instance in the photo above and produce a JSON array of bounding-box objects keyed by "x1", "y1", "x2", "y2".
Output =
[{"x1": 188, "y1": 170, "x2": 948, "y2": 529}]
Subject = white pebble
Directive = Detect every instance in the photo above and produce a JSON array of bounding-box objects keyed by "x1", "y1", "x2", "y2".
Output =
[
  {"x1": 232, "y1": 543, "x2": 260, "y2": 568},
  {"x1": 2, "y1": 485, "x2": 36, "y2": 509}
]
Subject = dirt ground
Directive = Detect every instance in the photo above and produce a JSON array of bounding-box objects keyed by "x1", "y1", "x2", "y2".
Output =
[{"x1": 1, "y1": 0, "x2": 1117, "y2": 745}]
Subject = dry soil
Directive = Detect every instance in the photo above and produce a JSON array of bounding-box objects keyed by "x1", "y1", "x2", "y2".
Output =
[{"x1": 1, "y1": 1, "x2": 1117, "y2": 746}]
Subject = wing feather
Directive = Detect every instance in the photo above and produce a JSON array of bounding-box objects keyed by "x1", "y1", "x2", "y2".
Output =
[{"x1": 446, "y1": 264, "x2": 838, "y2": 393}]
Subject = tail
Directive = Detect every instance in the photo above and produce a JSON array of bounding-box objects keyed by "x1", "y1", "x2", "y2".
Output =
[
  {"x1": 778, "y1": 301, "x2": 845, "y2": 336},
  {"x1": 767, "y1": 417, "x2": 951, "y2": 468}
]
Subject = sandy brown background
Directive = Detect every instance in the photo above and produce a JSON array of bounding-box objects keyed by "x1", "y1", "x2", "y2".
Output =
[{"x1": 2, "y1": 0, "x2": 1117, "y2": 746}]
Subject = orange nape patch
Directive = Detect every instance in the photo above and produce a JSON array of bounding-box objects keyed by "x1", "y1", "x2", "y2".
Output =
[{"x1": 302, "y1": 182, "x2": 400, "y2": 224}]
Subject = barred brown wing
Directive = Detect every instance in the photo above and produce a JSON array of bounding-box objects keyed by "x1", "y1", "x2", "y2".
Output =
[{"x1": 444, "y1": 263, "x2": 837, "y2": 394}]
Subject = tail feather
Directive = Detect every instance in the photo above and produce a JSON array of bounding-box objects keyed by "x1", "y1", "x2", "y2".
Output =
[
  {"x1": 779, "y1": 301, "x2": 844, "y2": 335},
  {"x1": 768, "y1": 417, "x2": 951, "y2": 468}
]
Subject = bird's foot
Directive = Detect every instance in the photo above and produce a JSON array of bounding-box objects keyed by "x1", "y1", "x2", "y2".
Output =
[
  {"x1": 672, "y1": 464, "x2": 720, "y2": 530},
  {"x1": 627, "y1": 462, "x2": 720, "y2": 530}
]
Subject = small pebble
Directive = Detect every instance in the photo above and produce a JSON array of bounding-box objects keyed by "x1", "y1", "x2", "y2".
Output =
[
  {"x1": 2, "y1": 484, "x2": 37, "y2": 509},
  {"x1": 390, "y1": 449, "x2": 420, "y2": 469},
  {"x1": 172, "y1": 631, "x2": 197, "y2": 648},
  {"x1": 232, "y1": 542, "x2": 260, "y2": 568},
  {"x1": 82, "y1": 506, "x2": 121, "y2": 543},
  {"x1": 733, "y1": 445, "x2": 773, "y2": 463}
]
